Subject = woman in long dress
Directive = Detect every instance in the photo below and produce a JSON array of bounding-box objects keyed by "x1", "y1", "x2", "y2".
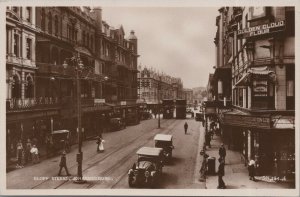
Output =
[{"x1": 96, "y1": 136, "x2": 105, "y2": 153}]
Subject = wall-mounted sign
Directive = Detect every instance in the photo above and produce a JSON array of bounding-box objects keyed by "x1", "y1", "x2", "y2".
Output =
[
  {"x1": 238, "y1": 20, "x2": 285, "y2": 38},
  {"x1": 253, "y1": 80, "x2": 268, "y2": 97},
  {"x1": 120, "y1": 101, "x2": 127, "y2": 106},
  {"x1": 94, "y1": 98, "x2": 105, "y2": 104},
  {"x1": 223, "y1": 114, "x2": 270, "y2": 129}
]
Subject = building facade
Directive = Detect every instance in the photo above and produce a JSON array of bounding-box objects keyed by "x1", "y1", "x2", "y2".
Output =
[
  {"x1": 6, "y1": 6, "x2": 139, "y2": 162},
  {"x1": 137, "y1": 65, "x2": 183, "y2": 110},
  {"x1": 207, "y1": 7, "x2": 295, "y2": 179},
  {"x1": 183, "y1": 88, "x2": 193, "y2": 106}
]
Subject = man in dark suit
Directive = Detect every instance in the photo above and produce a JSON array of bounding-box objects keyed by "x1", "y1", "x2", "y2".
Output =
[
  {"x1": 219, "y1": 144, "x2": 227, "y2": 162},
  {"x1": 58, "y1": 151, "x2": 71, "y2": 176},
  {"x1": 217, "y1": 157, "x2": 226, "y2": 189}
]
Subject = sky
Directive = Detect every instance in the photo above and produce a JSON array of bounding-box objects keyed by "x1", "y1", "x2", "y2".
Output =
[{"x1": 102, "y1": 7, "x2": 219, "y2": 89}]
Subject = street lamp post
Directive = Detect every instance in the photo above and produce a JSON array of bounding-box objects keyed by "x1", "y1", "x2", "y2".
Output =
[
  {"x1": 63, "y1": 55, "x2": 85, "y2": 184},
  {"x1": 158, "y1": 76, "x2": 161, "y2": 129}
]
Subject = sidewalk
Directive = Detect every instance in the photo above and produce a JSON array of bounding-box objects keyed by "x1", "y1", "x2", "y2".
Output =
[{"x1": 205, "y1": 134, "x2": 292, "y2": 189}]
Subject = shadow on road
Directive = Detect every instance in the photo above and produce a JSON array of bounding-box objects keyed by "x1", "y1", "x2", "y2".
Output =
[{"x1": 166, "y1": 156, "x2": 184, "y2": 166}]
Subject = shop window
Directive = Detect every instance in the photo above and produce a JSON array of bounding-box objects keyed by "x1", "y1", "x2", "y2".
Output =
[
  {"x1": 54, "y1": 15, "x2": 59, "y2": 36},
  {"x1": 25, "y1": 76, "x2": 34, "y2": 98},
  {"x1": 12, "y1": 75, "x2": 21, "y2": 98},
  {"x1": 285, "y1": 8, "x2": 295, "y2": 37},
  {"x1": 41, "y1": 9, "x2": 46, "y2": 31},
  {"x1": 26, "y1": 38, "x2": 32, "y2": 60},
  {"x1": 238, "y1": 88, "x2": 243, "y2": 107},
  {"x1": 12, "y1": 7, "x2": 19, "y2": 17},
  {"x1": 286, "y1": 66, "x2": 295, "y2": 110},
  {"x1": 26, "y1": 7, "x2": 31, "y2": 23},
  {"x1": 48, "y1": 12, "x2": 52, "y2": 34},
  {"x1": 13, "y1": 33, "x2": 20, "y2": 57}
]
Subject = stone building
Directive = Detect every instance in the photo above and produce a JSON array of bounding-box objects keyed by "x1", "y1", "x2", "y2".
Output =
[
  {"x1": 6, "y1": 6, "x2": 139, "y2": 162},
  {"x1": 206, "y1": 7, "x2": 295, "y2": 179},
  {"x1": 137, "y1": 65, "x2": 183, "y2": 111}
]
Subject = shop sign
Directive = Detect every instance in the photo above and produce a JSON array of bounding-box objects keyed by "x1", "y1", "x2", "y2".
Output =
[
  {"x1": 253, "y1": 80, "x2": 268, "y2": 97},
  {"x1": 94, "y1": 98, "x2": 105, "y2": 104},
  {"x1": 7, "y1": 110, "x2": 59, "y2": 122},
  {"x1": 223, "y1": 114, "x2": 270, "y2": 129},
  {"x1": 238, "y1": 20, "x2": 285, "y2": 38},
  {"x1": 120, "y1": 101, "x2": 126, "y2": 106}
]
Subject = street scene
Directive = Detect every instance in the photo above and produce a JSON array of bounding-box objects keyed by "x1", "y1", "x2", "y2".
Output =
[{"x1": 5, "y1": 5, "x2": 296, "y2": 193}]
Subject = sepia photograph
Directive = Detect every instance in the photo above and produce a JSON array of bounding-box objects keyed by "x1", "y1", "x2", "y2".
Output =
[{"x1": 1, "y1": 1, "x2": 299, "y2": 196}]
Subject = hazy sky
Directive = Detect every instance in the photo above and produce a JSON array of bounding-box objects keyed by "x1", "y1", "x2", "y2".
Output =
[{"x1": 102, "y1": 7, "x2": 219, "y2": 88}]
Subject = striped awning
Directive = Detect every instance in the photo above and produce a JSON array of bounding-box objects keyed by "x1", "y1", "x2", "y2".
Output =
[{"x1": 234, "y1": 67, "x2": 275, "y2": 88}]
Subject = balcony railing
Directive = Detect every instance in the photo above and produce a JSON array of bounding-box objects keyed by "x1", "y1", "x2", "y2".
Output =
[
  {"x1": 36, "y1": 62, "x2": 75, "y2": 76},
  {"x1": 6, "y1": 97, "x2": 60, "y2": 112}
]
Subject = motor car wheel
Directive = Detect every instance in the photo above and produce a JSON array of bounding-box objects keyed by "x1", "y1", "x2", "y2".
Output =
[{"x1": 128, "y1": 176, "x2": 135, "y2": 187}]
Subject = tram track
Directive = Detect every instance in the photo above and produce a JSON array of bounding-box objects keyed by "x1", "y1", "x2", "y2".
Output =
[
  {"x1": 31, "y1": 119, "x2": 173, "y2": 189},
  {"x1": 86, "y1": 119, "x2": 180, "y2": 189}
]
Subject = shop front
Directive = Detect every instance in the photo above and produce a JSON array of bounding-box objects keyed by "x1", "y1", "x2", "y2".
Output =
[
  {"x1": 6, "y1": 109, "x2": 60, "y2": 163},
  {"x1": 220, "y1": 110, "x2": 295, "y2": 178}
]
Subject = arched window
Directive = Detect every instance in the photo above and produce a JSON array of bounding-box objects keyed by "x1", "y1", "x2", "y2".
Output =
[
  {"x1": 54, "y1": 15, "x2": 58, "y2": 36},
  {"x1": 25, "y1": 76, "x2": 34, "y2": 98},
  {"x1": 41, "y1": 9, "x2": 45, "y2": 31},
  {"x1": 12, "y1": 75, "x2": 21, "y2": 98},
  {"x1": 48, "y1": 12, "x2": 52, "y2": 34}
]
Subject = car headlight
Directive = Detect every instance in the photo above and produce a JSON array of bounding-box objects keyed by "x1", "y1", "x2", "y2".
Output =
[
  {"x1": 150, "y1": 171, "x2": 156, "y2": 176},
  {"x1": 128, "y1": 169, "x2": 133, "y2": 175},
  {"x1": 145, "y1": 171, "x2": 150, "y2": 177}
]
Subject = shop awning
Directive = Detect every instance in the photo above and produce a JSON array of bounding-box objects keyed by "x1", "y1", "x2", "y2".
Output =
[
  {"x1": 234, "y1": 67, "x2": 275, "y2": 88},
  {"x1": 74, "y1": 46, "x2": 92, "y2": 57}
]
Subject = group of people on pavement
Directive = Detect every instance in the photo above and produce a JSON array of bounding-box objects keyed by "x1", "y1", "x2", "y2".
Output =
[{"x1": 15, "y1": 138, "x2": 40, "y2": 168}]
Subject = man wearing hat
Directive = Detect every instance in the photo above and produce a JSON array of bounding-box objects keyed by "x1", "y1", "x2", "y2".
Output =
[
  {"x1": 58, "y1": 151, "x2": 71, "y2": 176},
  {"x1": 219, "y1": 144, "x2": 226, "y2": 163},
  {"x1": 217, "y1": 157, "x2": 226, "y2": 189}
]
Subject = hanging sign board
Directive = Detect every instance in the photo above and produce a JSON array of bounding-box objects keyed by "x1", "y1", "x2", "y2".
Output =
[
  {"x1": 237, "y1": 20, "x2": 285, "y2": 38},
  {"x1": 253, "y1": 80, "x2": 268, "y2": 97}
]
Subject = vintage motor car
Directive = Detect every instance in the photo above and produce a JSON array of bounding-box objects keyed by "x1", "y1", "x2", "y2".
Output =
[
  {"x1": 195, "y1": 112, "x2": 204, "y2": 122},
  {"x1": 51, "y1": 130, "x2": 71, "y2": 153},
  {"x1": 154, "y1": 134, "x2": 174, "y2": 160},
  {"x1": 128, "y1": 147, "x2": 164, "y2": 188},
  {"x1": 109, "y1": 117, "x2": 126, "y2": 131}
]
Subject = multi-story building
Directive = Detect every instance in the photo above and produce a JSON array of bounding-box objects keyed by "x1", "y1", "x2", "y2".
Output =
[
  {"x1": 207, "y1": 7, "x2": 295, "y2": 179},
  {"x1": 6, "y1": 6, "x2": 38, "y2": 160},
  {"x1": 183, "y1": 88, "x2": 193, "y2": 106},
  {"x1": 137, "y1": 65, "x2": 183, "y2": 111},
  {"x1": 6, "y1": 6, "x2": 139, "y2": 162}
]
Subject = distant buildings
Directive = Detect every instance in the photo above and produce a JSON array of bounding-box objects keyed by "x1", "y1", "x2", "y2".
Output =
[
  {"x1": 137, "y1": 65, "x2": 183, "y2": 110},
  {"x1": 205, "y1": 7, "x2": 295, "y2": 179},
  {"x1": 183, "y1": 88, "x2": 193, "y2": 106}
]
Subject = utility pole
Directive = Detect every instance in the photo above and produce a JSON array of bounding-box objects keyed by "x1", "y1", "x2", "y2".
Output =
[{"x1": 158, "y1": 76, "x2": 161, "y2": 128}]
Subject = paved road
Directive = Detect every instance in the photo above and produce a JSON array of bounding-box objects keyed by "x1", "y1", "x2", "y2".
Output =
[{"x1": 7, "y1": 117, "x2": 204, "y2": 189}]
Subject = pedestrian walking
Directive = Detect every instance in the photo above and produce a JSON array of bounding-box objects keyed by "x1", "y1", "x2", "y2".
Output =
[
  {"x1": 30, "y1": 145, "x2": 39, "y2": 164},
  {"x1": 45, "y1": 135, "x2": 52, "y2": 157},
  {"x1": 217, "y1": 157, "x2": 226, "y2": 189},
  {"x1": 219, "y1": 144, "x2": 226, "y2": 162},
  {"x1": 96, "y1": 136, "x2": 105, "y2": 153},
  {"x1": 248, "y1": 158, "x2": 256, "y2": 181},
  {"x1": 184, "y1": 122, "x2": 188, "y2": 134},
  {"x1": 25, "y1": 138, "x2": 32, "y2": 164},
  {"x1": 16, "y1": 140, "x2": 24, "y2": 168},
  {"x1": 205, "y1": 132, "x2": 211, "y2": 148},
  {"x1": 58, "y1": 151, "x2": 71, "y2": 176}
]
